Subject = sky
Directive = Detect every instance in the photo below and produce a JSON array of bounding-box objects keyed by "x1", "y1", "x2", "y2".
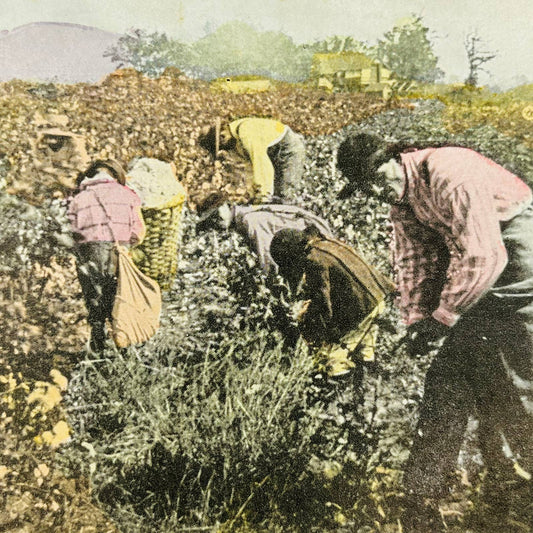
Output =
[{"x1": 2, "y1": 0, "x2": 532, "y2": 88}]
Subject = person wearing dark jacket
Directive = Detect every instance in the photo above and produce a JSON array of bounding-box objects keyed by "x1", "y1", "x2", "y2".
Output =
[
  {"x1": 269, "y1": 227, "x2": 394, "y2": 377},
  {"x1": 68, "y1": 159, "x2": 145, "y2": 352},
  {"x1": 336, "y1": 132, "x2": 533, "y2": 532}
]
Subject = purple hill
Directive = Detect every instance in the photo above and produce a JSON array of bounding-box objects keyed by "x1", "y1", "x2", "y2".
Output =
[{"x1": 0, "y1": 22, "x2": 125, "y2": 83}]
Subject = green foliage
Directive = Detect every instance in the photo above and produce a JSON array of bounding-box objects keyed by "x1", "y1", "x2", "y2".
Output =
[
  {"x1": 104, "y1": 28, "x2": 191, "y2": 78},
  {"x1": 437, "y1": 87, "x2": 533, "y2": 152},
  {"x1": 375, "y1": 15, "x2": 444, "y2": 83},
  {"x1": 65, "y1": 333, "x2": 337, "y2": 531},
  {"x1": 105, "y1": 23, "x2": 311, "y2": 82},
  {"x1": 303, "y1": 35, "x2": 370, "y2": 55},
  {"x1": 504, "y1": 83, "x2": 533, "y2": 101},
  {"x1": 190, "y1": 22, "x2": 310, "y2": 82},
  {"x1": 103, "y1": 19, "x2": 447, "y2": 86}
]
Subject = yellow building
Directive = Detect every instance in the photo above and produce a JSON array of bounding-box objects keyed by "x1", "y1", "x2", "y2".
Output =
[
  {"x1": 210, "y1": 76, "x2": 276, "y2": 94},
  {"x1": 310, "y1": 52, "x2": 395, "y2": 97}
]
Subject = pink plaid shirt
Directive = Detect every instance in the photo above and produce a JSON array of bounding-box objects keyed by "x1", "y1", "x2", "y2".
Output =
[
  {"x1": 390, "y1": 147, "x2": 532, "y2": 327},
  {"x1": 68, "y1": 174, "x2": 145, "y2": 244}
]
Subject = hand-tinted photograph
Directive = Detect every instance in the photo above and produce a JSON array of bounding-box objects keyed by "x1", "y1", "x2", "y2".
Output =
[{"x1": 1, "y1": 1, "x2": 532, "y2": 531}]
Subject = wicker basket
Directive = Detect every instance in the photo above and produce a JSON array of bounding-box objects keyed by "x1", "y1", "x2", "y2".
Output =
[{"x1": 126, "y1": 158, "x2": 187, "y2": 290}]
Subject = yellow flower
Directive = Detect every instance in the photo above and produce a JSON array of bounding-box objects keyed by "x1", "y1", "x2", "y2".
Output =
[
  {"x1": 41, "y1": 420, "x2": 70, "y2": 448},
  {"x1": 27, "y1": 383, "x2": 62, "y2": 412},
  {"x1": 49, "y1": 369, "x2": 68, "y2": 392}
]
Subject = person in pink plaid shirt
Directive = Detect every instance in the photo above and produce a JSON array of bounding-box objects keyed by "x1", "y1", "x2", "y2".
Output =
[
  {"x1": 68, "y1": 159, "x2": 145, "y2": 352},
  {"x1": 337, "y1": 133, "x2": 533, "y2": 532}
]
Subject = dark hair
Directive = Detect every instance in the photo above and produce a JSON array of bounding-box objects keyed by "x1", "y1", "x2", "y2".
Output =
[
  {"x1": 76, "y1": 159, "x2": 126, "y2": 187},
  {"x1": 195, "y1": 191, "x2": 231, "y2": 231},
  {"x1": 196, "y1": 191, "x2": 229, "y2": 216},
  {"x1": 336, "y1": 133, "x2": 389, "y2": 195},
  {"x1": 336, "y1": 133, "x2": 468, "y2": 197},
  {"x1": 198, "y1": 124, "x2": 236, "y2": 159},
  {"x1": 270, "y1": 228, "x2": 310, "y2": 268}
]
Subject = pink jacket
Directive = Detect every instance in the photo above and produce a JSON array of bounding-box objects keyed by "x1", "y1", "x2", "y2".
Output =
[
  {"x1": 68, "y1": 173, "x2": 145, "y2": 244},
  {"x1": 391, "y1": 147, "x2": 532, "y2": 327}
]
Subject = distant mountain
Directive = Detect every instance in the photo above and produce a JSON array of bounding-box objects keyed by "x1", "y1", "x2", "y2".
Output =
[{"x1": 0, "y1": 22, "x2": 124, "y2": 83}]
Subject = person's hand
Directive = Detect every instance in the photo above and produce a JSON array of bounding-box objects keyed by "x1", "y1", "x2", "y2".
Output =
[
  {"x1": 407, "y1": 317, "x2": 449, "y2": 356},
  {"x1": 294, "y1": 299, "x2": 311, "y2": 322}
]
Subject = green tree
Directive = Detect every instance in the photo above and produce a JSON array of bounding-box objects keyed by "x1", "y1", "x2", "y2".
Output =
[
  {"x1": 104, "y1": 28, "x2": 190, "y2": 78},
  {"x1": 190, "y1": 21, "x2": 309, "y2": 81},
  {"x1": 375, "y1": 15, "x2": 443, "y2": 82}
]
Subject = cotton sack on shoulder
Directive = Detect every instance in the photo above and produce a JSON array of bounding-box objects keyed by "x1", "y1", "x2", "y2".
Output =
[{"x1": 111, "y1": 244, "x2": 162, "y2": 348}]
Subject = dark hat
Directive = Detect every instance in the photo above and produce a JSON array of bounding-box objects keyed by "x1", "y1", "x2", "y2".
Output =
[
  {"x1": 78, "y1": 159, "x2": 127, "y2": 186},
  {"x1": 198, "y1": 117, "x2": 224, "y2": 159},
  {"x1": 198, "y1": 125, "x2": 217, "y2": 155},
  {"x1": 270, "y1": 228, "x2": 310, "y2": 291},
  {"x1": 270, "y1": 228, "x2": 309, "y2": 267},
  {"x1": 195, "y1": 191, "x2": 230, "y2": 229}
]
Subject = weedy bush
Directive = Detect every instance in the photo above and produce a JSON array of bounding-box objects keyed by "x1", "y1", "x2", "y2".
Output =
[
  {"x1": 64, "y1": 331, "x2": 357, "y2": 531},
  {"x1": 0, "y1": 184, "x2": 85, "y2": 375},
  {"x1": 438, "y1": 87, "x2": 533, "y2": 150}
]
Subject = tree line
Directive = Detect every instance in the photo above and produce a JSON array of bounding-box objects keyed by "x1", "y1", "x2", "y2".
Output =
[{"x1": 105, "y1": 16, "x2": 445, "y2": 84}]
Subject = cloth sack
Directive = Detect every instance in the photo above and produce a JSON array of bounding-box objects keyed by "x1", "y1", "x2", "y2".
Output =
[
  {"x1": 111, "y1": 244, "x2": 161, "y2": 348},
  {"x1": 313, "y1": 301, "x2": 385, "y2": 377}
]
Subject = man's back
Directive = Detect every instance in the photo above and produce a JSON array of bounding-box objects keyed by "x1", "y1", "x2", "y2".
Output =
[
  {"x1": 68, "y1": 173, "x2": 143, "y2": 244},
  {"x1": 233, "y1": 204, "x2": 333, "y2": 274},
  {"x1": 301, "y1": 237, "x2": 394, "y2": 341}
]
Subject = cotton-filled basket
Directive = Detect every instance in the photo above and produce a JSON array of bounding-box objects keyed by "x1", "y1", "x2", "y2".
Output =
[{"x1": 127, "y1": 158, "x2": 187, "y2": 290}]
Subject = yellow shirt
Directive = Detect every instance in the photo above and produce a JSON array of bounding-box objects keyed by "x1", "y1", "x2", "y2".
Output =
[{"x1": 229, "y1": 118, "x2": 287, "y2": 201}]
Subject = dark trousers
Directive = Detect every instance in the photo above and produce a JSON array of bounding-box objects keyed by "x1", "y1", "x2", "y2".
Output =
[
  {"x1": 267, "y1": 127, "x2": 306, "y2": 200},
  {"x1": 403, "y1": 206, "x2": 533, "y2": 519},
  {"x1": 75, "y1": 242, "x2": 118, "y2": 349}
]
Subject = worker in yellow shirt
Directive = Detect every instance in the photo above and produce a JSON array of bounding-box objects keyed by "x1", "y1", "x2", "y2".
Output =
[{"x1": 199, "y1": 117, "x2": 306, "y2": 203}]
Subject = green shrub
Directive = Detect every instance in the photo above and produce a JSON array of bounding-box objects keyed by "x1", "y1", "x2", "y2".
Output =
[{"x1": 64, "y1": 330, "x2": 363, "y2": 531}]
